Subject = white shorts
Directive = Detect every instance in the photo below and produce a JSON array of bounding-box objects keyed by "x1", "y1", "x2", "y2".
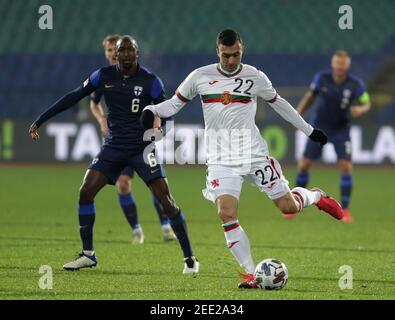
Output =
[{"x1": 202, "y1": 156, "x2": 290, "y2": 203}]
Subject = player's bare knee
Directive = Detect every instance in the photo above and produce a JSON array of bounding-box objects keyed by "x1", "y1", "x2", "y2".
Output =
[
  {"x1": 116, "y1": 176, "x2": 130, "y2": 195},
  {"x1": 340, "y1": 160, "x2": 352, "y2": 175},
  {"x1": 160, "y1": 199, "x2": 179, "y2": 218},
  {"x1": 299, "y1": 158, "x2": 312, "y2": 172}
]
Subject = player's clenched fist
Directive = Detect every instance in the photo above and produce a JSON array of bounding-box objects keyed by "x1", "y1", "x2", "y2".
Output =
[
  {"x1": 28, "y1": 123, "x2": 40, "y2": 141},
  {"x1": 309, "y1": 128, "x2": 327, "y2": 146}
]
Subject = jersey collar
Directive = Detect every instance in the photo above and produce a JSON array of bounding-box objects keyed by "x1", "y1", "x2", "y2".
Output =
[{"x1": 216, "y1": 63, "x2": 243, "y2": 77}]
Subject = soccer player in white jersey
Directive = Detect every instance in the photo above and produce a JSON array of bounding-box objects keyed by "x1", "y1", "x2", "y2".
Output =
[{"x1": 141, "y1": 29, "x2": 343, "y2": 288}]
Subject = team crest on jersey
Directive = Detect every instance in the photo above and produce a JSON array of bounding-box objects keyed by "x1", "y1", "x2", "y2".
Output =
[
  {"x1": 134, "y1": 86, "x2": 143, "y2": 96},
  {"x1": 343, "y1": 89, "x2": 351, "y2": 98},
  {"x1": 220, "y1": 91, "x2": 232, "y2": 105}
]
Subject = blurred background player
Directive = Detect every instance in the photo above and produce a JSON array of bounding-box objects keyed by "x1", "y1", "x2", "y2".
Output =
[
  {"x1": 141, "y1": 29, "x2": 343, "y2": 288},
  {"x1": 29, "y1": 36, "x2": 198, "y2": 274},
  {"x1": 293, "y1": 51, "x2": 371, "y2": 222},
  {"x1": 90, "y1": 34, "x2": 176, "y2": 244}
]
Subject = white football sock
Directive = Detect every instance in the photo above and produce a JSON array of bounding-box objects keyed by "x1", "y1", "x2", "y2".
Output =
[
  {"x1": 291, "y1": 187, "x2": 321, "y2": 211},
  {"x1": 161, "y1": 223, "x2": 172, "y2": 231},
  {"x1": 83, "y1": 250, "x2": 94, "y2": 256},
  {"x1": 223, "y1": 220, "x2": 255, "y2": 274}
]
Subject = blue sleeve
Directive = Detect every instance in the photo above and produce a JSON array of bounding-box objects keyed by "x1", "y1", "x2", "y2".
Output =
[
  {"x1": 89, "y1": 69, "x2": 101, "y2": 89},
  {"x1": 353, "y1": 78, "x2": 366, "y2": 100},
  {"x1": 310, "y1": 73, "x2": 321, "y2": 95},
  {"x1": 150, "y1": 76, "x2": 166, "y2": 104},
  {"x1": 34, "y1": 75, "x2": 97, "y2": 128}
]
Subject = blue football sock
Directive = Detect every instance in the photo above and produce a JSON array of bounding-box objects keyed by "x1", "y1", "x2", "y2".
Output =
[
  {"x1": 78, "y1": 202, "x2": 96, "y2": 251},
  {"x1": 152, "y1": 196, "x2": 170, "y2": 226},
  {"x1": 340, "y1": 175, "x2": 352, "y2": 209},
  {"x1": 296, "y1": 171, "x2": 309, "y2": 188},
  {"x1": 118, "y1": 193, "x2": 139, "y2": 230},
  {"x1": 169, "y1": 210, "x2": 193, "y2": 258}
]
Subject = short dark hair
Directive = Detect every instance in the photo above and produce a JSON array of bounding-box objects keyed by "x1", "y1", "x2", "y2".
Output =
[
  {"x1": 116, "y1": 35, "x2": 139, "y2": 52},
  {"x1": 216, "y1": 29, "x2": 243, "y2": 47}
]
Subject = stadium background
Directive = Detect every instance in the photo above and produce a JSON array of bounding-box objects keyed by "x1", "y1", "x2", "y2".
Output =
[{"x1": 0, "y1": 0, "x2": 394, "y2": 164}]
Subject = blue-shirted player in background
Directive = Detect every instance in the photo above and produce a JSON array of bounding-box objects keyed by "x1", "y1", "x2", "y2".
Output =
[
  {"x1": 90, "y1": 34, "x2": 176, "y2": 244},
  {"x1": 290, "y1": 51, "x2": 371, "y2": 222},
  {"x1": 28, "y1": 36, "x2": 199, "y2": 274}
]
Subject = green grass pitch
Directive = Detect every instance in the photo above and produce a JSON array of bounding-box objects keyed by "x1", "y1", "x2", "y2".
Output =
[{"x1": 0, "y1": 165, "x2": 394, "y2": 300}]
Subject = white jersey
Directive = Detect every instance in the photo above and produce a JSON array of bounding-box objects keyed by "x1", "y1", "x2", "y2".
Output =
[{"x1": 145, "y1": 63, "x2": 313, "y2": 167}]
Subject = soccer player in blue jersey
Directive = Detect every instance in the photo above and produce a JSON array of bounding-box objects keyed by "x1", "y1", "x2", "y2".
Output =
[
  {"x1": 90, "y1": 34, "x2": 176, "y2": 244},
  {"x1": 29, "y1": 36, "x2": 199, "y2": 273},
  {"x1": 292, "y1": 51, "x2": 371, "y2": 222}
]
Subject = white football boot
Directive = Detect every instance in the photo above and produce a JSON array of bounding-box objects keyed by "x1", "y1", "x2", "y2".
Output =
[
  {"x1": 63, "y1": 252, "x2": 97, "y2": 271},
  {"x1": 132, "y1": 227, "x2": 144, "y2": 244},
  {"x1": 183, "y1": 256, "x2": 199, "y2": 275},
  {"x1": 162, "y1": 224, "x2": 177, "y2": 242}
]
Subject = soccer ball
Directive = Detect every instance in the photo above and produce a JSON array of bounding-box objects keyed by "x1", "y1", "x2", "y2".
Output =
[{"x1": 254, "y1": 258, "x2": 288, "y2": 290}]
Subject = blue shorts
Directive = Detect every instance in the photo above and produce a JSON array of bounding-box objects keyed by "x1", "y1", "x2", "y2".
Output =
[
  {"x1": 88, "y1": 146, "x2": 166, "y2": 185},
  {"x1": 303, "y1": 127, "x2": 351, "y2": 161},
  {"x1": 120, "y1": 166, "x2": 135, "y2": 178}
]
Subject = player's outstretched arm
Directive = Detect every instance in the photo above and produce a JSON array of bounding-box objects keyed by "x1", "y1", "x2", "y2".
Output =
[
  {"x1": 257, "y1": 70, "x2": 327, "y2": 145},
  {"x1": 140, "y1": 95, "x2": 186, "y2": 129},
  {"x1": 28, "y1": 83, "x2": 96, "y2": 140},
  {"x1": 268, "y1": 95, "x2": 327, "y2": 145},
  {"x1": 141, "y1": 69, "x2": 198, "y2": 129}
]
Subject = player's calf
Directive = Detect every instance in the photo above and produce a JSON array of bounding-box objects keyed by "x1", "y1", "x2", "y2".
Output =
[
  {"x1": 274, "y1": 192, "x2": 301, "y2": 215},
  {"x1": 149, "y1": 178, "x2": 198, "y2": 273}
]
